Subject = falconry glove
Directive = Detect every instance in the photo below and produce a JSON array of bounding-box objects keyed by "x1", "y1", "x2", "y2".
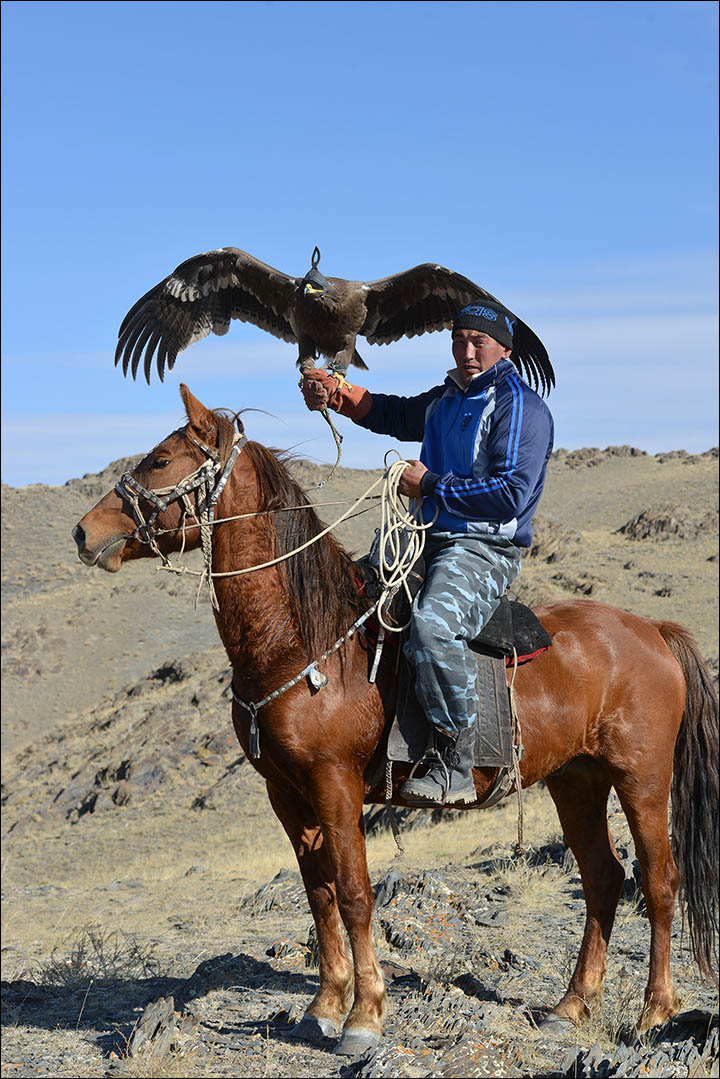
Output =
[{"x1": 300, "y1": 369, "x2": 372, "y2": 421}]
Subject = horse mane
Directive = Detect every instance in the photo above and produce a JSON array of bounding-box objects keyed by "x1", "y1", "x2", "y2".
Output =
[{"x1": 212, "y1": 410, "x2": 366, "y2": 661}]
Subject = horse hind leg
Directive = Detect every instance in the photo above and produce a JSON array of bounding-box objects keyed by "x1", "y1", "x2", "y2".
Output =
[
  {"x1": 544, "y1": 758, "x2": 626, "y2": 1025},
  {"x1": 265, "y1": 781, "x2": 354, "y2": 1040},
  {"x1": 612, "y1": 770, "x2": 680, "y2": 1029}
]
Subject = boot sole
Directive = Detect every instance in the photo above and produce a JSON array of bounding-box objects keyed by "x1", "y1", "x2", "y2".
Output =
[{"x1": 401, "y1": 786, "x2": 478, "y2": 807}]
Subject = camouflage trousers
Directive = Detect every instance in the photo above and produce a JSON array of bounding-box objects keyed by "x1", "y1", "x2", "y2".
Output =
[{"x1": 403, "y1": 532, "x2": 522, "y2": 737}]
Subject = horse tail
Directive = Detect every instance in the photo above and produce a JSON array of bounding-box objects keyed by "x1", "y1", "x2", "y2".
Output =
[{"x1": 656, "y1": 620, "x2": 719, "y2": 979}]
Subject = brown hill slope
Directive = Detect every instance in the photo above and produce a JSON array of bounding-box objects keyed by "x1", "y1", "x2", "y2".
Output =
[{"x1": 1, "y1": 446, "x2": 718, "y2": 1078}]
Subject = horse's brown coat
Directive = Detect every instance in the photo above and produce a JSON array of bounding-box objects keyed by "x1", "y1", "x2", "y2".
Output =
[{"x1": 73, "y1": 385, "x2": 718, "y2": 1049}]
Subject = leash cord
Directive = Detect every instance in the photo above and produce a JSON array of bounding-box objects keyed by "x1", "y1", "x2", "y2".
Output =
[{"x1": 314, "y1": 408, "x2": 344, "y2": 488}]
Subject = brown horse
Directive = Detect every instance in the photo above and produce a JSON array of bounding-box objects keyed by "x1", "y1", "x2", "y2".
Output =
[{"x1": 73, "y1": 384, "x2": 718, "y2": 1056}]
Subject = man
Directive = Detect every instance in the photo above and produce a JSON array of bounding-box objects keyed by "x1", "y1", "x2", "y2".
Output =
[{"x1": 301, "y1": 300, "x2": 554, "y2": 805}]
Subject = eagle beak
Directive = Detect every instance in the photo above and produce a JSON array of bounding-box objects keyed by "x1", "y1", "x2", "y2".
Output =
[{"x1": 304, "y1": 283, "x2": 324, "y2": 296}]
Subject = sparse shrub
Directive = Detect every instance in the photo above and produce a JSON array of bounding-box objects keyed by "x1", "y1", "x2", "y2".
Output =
[
  {"x1": 486, "y1": 852, "x2": 568, "y2": 905},
  {"x1": 37, "y1": 923, "x2": 160, "y2": 989}
]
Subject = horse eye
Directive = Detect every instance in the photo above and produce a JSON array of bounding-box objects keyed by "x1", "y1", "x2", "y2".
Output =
[{"x1": 153, "y1": 458, "x2": 171, "y2": 469}]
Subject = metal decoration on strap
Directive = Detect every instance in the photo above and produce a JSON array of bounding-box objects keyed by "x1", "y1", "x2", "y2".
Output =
[{"x1": 230, "y1": 603, "x2": 380, "y2": 759}]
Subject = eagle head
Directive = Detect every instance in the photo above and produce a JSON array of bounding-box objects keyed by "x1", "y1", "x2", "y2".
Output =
[
  {"x1": 301, "y1": 246, "x2": 328, "y2": 297},
  {"x1": 302, "y1": 268, "x2": 328, "y2": 297}
]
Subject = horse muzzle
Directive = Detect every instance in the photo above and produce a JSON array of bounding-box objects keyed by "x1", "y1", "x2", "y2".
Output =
[{"x1": 72, "y1": 523, "x2": 129, "y2": 572}]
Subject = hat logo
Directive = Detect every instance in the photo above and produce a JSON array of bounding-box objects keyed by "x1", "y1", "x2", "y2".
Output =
[
  {"x1": 505, "y1": 315, "x2": 515, "y2": 335},
  {"x1": 461, "y1": 304, "x2": 497, "y2": 322}
]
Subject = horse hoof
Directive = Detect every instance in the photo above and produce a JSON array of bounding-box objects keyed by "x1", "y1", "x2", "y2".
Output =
[
  {"x1": 537, "y1": 1012, "x2": 576, "y2": 1032},
  {"x1": 333, "y1": 1027, "x2": 381, "y2": 1056},
  {"x1": 289, "y1": 1014, "x2": 341, "y2": 1043}
]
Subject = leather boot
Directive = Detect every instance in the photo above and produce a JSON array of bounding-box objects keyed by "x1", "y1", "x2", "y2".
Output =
[{"x1": 401, "y1": 726, "x2": 477, "y2": 805}]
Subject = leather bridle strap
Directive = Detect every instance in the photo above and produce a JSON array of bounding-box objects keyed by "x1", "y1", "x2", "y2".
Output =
[
  {"x1": 114, "y1": 424, "x2": 247, "y2": 549},
  {"x1": 116, "y1": 459, "x2": 216, "y2": 546}
]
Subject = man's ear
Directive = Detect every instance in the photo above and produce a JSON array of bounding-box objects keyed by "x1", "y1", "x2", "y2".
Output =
[{"x1": 179, "y1": 383, "x2": 217, "y2": 444}]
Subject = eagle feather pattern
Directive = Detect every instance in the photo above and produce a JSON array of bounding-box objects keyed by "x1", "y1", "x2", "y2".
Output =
[{"x1": 115, "y1": 247, "x2": 554, "y2": 394}]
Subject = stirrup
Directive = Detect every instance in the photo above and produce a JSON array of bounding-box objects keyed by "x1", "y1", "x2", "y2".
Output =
[{"x1": 400, "y1": 733, "x2": 476, "y2": 806}]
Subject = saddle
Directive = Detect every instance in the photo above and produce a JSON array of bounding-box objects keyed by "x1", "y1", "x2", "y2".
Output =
[{"x1": 355, "y1": 538, "x2": 553, "y2": 796}]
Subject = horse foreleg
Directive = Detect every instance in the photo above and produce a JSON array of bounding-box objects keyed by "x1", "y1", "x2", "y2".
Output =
[
  {"x1": 545, "y1": 758, "x2": 625, "y2": 1024},
  {"x1": 265, "y1": 780, "x2": 354, "y2": 1039},
  {"x1": 613, "y1": 773, "x2": 680, "y2": 1029},
  {"x1": 311, "y1": 771, "x2": 387, "y2": 1056}
]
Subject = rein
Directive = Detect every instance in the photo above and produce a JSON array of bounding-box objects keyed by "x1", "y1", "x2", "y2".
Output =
[
  {"x1": 227, "y1": 452, "x2": 435, "y2": 756},
  {"x1": 151, "y1": 495, "x2": 383, "y2": 537}
]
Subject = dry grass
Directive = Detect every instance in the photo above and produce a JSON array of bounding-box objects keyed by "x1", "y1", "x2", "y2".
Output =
[
  {"x1": 365, "y1": 781, "x2": 560, "y2": 875},
  {"x1": 115, "y1": 1027, "x2": 283, "y2": 1079},
  {"x1": 117, "y1": 1043, "x2": 223, "y2": 1079},
  {"x1": 1, "y1": 802, "x2": 292, "y2": 964},
  {"x1": 36, "y1": 923, "x2": 161, "y2": 989},
  {"x1": 485, "y1": 851, "x2": 570, "y2": 907},
  {"x1": 572, "y1": 968, "x2": 646, "y2": 1051}
]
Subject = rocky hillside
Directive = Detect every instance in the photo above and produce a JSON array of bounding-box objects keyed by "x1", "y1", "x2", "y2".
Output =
[{"x1": 1, "y1": 445, "x2": 718, "y2": 1077}]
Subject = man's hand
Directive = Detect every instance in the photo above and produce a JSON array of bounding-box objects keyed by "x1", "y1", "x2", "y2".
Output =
[
  {"x1": 300, "y1": 369, "x2": 373, "y2": 421},
  {"x1": 399, "y1": 459, "x2": 428, "y2": 498},
  {"x1": 300, "y1": 368, "x2": 340, "y2": 412}
]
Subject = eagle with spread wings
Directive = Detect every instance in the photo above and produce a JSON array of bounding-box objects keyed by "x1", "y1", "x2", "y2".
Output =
[{"x1": 115, "y1": 246, "x2": 554, "y2": 395}]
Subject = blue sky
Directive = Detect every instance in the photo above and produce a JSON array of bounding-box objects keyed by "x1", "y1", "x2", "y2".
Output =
[{"x1": 2, "y1": 0, "x2": 718, "y2": 486}]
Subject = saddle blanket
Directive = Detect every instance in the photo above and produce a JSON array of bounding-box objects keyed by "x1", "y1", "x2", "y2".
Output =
[{"x1": 388, "y1": 651, "x2": 514, "y2": 768}]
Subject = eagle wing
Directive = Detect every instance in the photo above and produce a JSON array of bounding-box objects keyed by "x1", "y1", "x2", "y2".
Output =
[
  {"x1": 361, "y1": 264, "x2": 555, "y2": 395},
  {"x1": 115, "y1": 248, "x2": 299, "y2": 383}
]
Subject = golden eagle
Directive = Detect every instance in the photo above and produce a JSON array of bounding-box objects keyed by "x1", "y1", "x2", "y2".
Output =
[{"x1": 115, "y1": 246, "x2": 554, "y2": 394}]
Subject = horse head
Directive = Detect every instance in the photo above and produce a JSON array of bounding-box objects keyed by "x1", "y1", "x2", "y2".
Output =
[{"x1": 72, "y1": 385, "x2": 244, "y2": 572}]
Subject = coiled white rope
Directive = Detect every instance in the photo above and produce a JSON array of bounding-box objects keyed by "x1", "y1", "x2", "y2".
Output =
[{"x1": 374, "y1": 453, "x2": 437, "y2": 634}]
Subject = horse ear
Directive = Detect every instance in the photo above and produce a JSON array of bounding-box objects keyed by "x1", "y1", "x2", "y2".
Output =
[{"x1": 180, "y1": 383, "x2": 217, "y2": 443}]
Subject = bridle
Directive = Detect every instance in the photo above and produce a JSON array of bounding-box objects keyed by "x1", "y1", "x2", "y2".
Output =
[{"x1": 114, "y1": 423, "x2": 247, "y2": 562}]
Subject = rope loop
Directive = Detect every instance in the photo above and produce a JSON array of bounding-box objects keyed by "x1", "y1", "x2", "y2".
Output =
[{"x1": 373, "y1": 453, "x2": 438, "y2": 634}]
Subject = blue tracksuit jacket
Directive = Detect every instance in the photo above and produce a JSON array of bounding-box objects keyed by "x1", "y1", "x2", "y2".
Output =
[{"x1": 356, "y1": 358, "x2": 554, "y2": 547}]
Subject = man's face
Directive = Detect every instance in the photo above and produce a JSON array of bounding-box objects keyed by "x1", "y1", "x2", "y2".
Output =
[{"x1": 452, "y1": 330, "x2": 511, "y2": 387}]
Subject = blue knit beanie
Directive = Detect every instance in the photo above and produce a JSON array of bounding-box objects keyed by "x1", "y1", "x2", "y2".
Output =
[{"x1": 453, "y1": 300, "x2": 515, "y2": 349}]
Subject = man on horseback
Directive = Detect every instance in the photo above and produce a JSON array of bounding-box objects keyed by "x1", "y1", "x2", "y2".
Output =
[{"x1": 301, "y1": 301, "x2": 554, "y2": 805}]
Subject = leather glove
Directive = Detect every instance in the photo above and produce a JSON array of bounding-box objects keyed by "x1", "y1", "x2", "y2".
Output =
[
  {"x1": 300, "y1": 368, "x2": 339, "y2": 411},
  {"x1": 300, "y1": 369, "x2": 372, "y2": 421}
]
